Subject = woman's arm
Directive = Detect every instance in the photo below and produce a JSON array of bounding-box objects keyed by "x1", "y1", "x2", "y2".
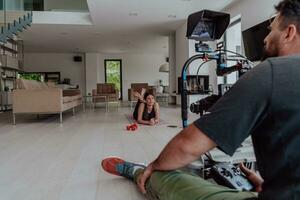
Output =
[{"x1": 137, "y1": 103, "x2": 154, "y2": 125}]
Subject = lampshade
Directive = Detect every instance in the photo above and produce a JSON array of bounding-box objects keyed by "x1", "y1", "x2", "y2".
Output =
[{"x1": 159, "y1": 63, "x2": 169, "y2": 72}]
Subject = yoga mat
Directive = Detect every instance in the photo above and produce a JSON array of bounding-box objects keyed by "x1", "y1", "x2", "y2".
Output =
[{"x1": 125, "y1": 114, "x2": 168, "y2": 125}]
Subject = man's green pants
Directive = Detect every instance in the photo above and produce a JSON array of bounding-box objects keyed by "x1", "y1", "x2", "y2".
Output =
[{"x1": 133, "y1": 169, "x2": 257, "y2": 200}]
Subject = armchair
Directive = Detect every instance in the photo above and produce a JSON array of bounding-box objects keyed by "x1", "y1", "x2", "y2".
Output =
[{"x1": 92, "y1": 83, "x2": 119, "y2": 102}]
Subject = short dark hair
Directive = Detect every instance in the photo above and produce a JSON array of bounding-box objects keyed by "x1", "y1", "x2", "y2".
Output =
[{"x1": 275, "y1": 0, "x2": 300, "y2": 31}]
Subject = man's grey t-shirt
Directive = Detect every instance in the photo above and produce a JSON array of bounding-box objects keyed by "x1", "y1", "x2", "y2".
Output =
[{"x1": 194, "y1": 55, "x2": 300, "y2": 200}]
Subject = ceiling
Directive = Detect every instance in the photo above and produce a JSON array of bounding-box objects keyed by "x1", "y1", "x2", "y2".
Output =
[{"x1": 20, "y1": 0, "x2": 235, "y2": 54}]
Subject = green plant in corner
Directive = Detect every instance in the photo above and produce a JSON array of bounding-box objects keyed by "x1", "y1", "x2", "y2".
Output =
[
  {"x1": 106, "y1": 61, "x2": 121, "y2": 92},
  {"x1": 19, "y1": 73, "x2": 42, "y2": 81}
]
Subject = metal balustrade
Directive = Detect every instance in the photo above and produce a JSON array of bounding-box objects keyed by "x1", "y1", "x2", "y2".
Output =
[{"x1": 0, "y1": 0, "x2": 32, "y2": 43}]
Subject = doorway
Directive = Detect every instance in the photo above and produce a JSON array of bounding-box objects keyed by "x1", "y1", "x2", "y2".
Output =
[{"x1": 104, "y1": 59, "x2": 122, "y2": 100}]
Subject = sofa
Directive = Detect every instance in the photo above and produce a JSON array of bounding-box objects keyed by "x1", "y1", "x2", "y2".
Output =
[
  {"x1": 92, "y1": 83, "x2": 119, "y2": 102},
  {"x1": 12, "y1": 79, "x2": 82, "y2": 124}
]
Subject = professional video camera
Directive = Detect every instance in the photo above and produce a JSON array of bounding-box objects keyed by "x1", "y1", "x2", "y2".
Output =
[
  {"x1": 190, "y1": 94, "x2": 221, "y2": 115},
  {"x1": 181, "y1": 10, "x2": 253, "y2": 127},
  {"x1": 182, "y1": 11, "x2": 255, "y2": 191}
]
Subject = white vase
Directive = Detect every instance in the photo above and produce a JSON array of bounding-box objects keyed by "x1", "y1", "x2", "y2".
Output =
[{"x1": 157, "y1": 85, "x2": 163, "y2": 93}]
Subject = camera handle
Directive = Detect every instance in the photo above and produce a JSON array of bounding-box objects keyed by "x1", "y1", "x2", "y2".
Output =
[
  {"x1": 181, "y1": 53, "x2": 217, "y2": 128},
  {"x1": 181, "y1": 50, "x2": 251, "y2": 128}
]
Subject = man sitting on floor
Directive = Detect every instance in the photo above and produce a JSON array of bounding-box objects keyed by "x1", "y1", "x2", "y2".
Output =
[{"x1": 102, "y1": 0, "x2": 300, "y2": 199}]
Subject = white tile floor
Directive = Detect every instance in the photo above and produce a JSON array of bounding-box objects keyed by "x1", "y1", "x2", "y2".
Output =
[{"x1": 0, "y1": 106, "x2": 194, "y2": 200}]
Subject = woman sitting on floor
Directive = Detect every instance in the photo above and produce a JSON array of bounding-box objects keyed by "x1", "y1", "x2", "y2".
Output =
[{"x1": 133, "y1": 89, "x2": 160, "y2": 126}]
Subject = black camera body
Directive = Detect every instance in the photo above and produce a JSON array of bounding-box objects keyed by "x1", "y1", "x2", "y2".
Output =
[{"x1": 190, "y1": 95, "x2": 221, "y2": 115}]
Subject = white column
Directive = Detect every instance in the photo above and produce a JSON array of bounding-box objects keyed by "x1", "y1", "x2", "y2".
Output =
[{"x1": 85, "y1": 53, "x2": 99, "y2": 96}]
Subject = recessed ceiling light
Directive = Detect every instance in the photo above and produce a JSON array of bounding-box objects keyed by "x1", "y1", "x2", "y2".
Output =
[
  {"x1": 168, "y1": 15, "x2": 177, "y2": 18},
  {"x1": 129, "y1": 12, "x2": 138, "y2": 16}
]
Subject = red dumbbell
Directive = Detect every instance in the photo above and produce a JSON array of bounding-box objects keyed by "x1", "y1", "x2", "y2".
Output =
[{"x1": 132, "y1": 123, "x2": 138, "y2": 129}]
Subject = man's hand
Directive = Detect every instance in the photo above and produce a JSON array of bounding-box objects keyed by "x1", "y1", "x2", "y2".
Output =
[
  {"x1": 239, "y1": 163, "x2": 264, "y2": 192},
  {"x1": 137, "y1": 163, "x2": 155, "y2": 194}
]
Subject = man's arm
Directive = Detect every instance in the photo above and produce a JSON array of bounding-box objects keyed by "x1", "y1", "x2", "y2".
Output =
[{"x1": 137, "y1": 123, "x2": 216, "y2": 193}]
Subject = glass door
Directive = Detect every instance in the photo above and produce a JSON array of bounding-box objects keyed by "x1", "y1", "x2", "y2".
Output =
[{"x1": 104, "y1": 59, "x2": 122, "y2": 100}]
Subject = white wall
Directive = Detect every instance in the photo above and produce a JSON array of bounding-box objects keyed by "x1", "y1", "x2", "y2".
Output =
[
  {"x1": 175, "y1": 21, "x2": 189, "y2": 94},
  {"x1": 85, "y1": 53, "x2": 98, "y2": 95},
  {"x1": 24, "y1": 52, "x2": 168, "y2": 101},
  {"x1": 95, "y1": 53, "x2": 168, "y2": 101},
  {"x1": 224, "y1": 0, "x2": 280, "y2": 31},
  {"x1": 24, "y1": 53, "x2": 86, "y2": 93},
  {"x1": 168, "y1": 34, "x2": 176, "y2": 94}
]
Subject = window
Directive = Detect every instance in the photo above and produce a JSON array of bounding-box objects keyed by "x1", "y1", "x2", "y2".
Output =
[{"x1": 104, "y1": 59, "x2": 122, "y2": 100}]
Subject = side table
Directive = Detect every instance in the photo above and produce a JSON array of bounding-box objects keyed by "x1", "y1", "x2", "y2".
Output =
[
  {"x1": 83, "y1": 95, "x2": 107, "y2": 112},
  {"x1": 107, "y1": 96, "x2": 120, "y2": 112}
]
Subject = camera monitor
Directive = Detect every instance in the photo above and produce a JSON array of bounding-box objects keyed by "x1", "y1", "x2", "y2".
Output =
[{"x1": 186, "y1": 10, "x2": 230, "y2": 41}]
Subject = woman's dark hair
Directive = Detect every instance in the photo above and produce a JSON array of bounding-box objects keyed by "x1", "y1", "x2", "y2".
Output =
[
  {"x1": 275, "y1": 0, "x2": 300, "y2": 31},
  {"x1": 144, "y1": 92, "x2": 154, "y2": 100}
]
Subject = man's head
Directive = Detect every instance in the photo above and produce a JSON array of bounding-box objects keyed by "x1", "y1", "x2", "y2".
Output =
[{"x1": 262, "y1": 0, "x2": 300, "y2": 60}]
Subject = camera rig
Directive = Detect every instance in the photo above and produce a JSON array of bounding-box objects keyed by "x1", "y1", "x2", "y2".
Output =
[{"x1": 181, "y1": 10, "x2": 253, "y2": 128}]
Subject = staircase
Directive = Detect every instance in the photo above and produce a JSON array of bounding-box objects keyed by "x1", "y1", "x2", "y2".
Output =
[{"x1": 0, "y1": 0, "x2": 32, "y2": 43}]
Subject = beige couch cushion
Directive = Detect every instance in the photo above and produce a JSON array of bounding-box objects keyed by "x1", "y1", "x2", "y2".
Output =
[
  {"x1": 16, "y1": 79, "x2": 49, "y2": 90},
  {"x1": 47, "y1": 82, "x2": 57, "y2": 88},
  {"x1": 63, "y1": 95, "x2": 81, "y2": 103}
]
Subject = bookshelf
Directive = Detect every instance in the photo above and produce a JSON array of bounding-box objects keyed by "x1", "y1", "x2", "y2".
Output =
[
  {"x1": 0, "y1": 38, "x2": 24, "y2": 111},
  {"x1": 178, "y1": 75, "x2": 210, "y2": 94}
]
